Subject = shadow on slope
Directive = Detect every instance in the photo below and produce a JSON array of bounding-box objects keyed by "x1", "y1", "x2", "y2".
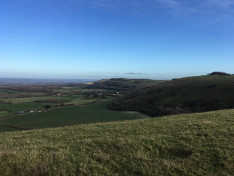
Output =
[{"x1": 109, "y1": 74, "x2": 234, "y2": 116}]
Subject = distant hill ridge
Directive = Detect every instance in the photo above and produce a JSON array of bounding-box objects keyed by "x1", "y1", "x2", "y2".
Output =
[
  {"x1": 87, "y1": 78, "x2": 165, "y2": 93},
  {"x1": 0, "y1": 78, "x2": 96, "y2": 84},
  {"x1": 109, "y1": 74, "x2": 234, "y2": 116}
]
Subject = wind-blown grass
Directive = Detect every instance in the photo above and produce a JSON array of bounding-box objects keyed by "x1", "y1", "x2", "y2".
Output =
[{"x1": 0, "y1": 109, "x2": 233, "y2": 175}]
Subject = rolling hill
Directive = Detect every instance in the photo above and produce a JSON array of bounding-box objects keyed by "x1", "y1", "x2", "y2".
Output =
[
  {"x1": 86, "y1": 78, "x2": 165, "y2": 93},
  {"x1": 109, "y1": 75, "x2": 234, "y2": 116},
  {"x1": 0, "y1": 109, "x2": 233, "y2": 175}
]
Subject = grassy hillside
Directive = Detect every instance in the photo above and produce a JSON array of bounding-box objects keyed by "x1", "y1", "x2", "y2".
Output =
[
  {"x1": 109, "y1": 75, "x2": 234, "y2": 116},
  {"x1": 0, "y1": 109, "x2": 233, "y2": 176}
]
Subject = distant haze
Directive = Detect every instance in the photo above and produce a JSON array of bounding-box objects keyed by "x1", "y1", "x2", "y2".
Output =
[{"x1": 0, "y1": 78, "x2": 96, "y2": 84}]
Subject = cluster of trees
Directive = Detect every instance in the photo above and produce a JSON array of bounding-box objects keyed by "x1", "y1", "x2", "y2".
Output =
[
  {"x1": 208, "y1": 72, "x2": 231, "y2": 76},
  {"x1": 83, "y1": 91, "x2": 107, "y2": 99},
  {"x1": 109, "y1": 99, "x2": 234, "y2": 117}
]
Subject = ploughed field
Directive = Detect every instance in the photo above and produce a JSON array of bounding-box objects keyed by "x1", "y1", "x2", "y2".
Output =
[{"x1": 0, "y1": 109, "x2": 233, "y2": 175}]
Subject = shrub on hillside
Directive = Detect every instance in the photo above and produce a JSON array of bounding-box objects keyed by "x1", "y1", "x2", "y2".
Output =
[
  {"x1": 44, "y1": 105, "x2": 51, "y2": 109},
  {"x1": 208, "y1": 72, "x2": 231, "y2": 76}
]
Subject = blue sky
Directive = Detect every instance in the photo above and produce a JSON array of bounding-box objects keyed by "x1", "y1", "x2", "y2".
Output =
[{"x1": 0, "y1": 0, "x2": 234, "y2": 79}]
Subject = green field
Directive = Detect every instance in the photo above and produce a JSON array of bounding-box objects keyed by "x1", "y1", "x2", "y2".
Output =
[
  {"x1": 63, "y1": 95, "x2": 97, "y2": 105},
  {"x1": 0, "y1": 100, "x2": 147, "y2": 132},
  {"x1": 0, "y1": 125, "x2": 22, "y2": 133},
  {"x1": 4, "y1": 96, "x2": 62, "y2": 104},
  {"x1": 0, "y1": 110, "x2": 8, "y2": 114},
  {"x1": 0, "y1": 102, "x2": 45, "y2": 118},
  {"x1": 0, "y1": 110, "x2": 10, "y2": 119},
  {"x1": 0, "y1": 109, "x2": 233, "y2": 175},
  {"x1": 0, "y1": 94, "x2": 97, "y2": 118}
]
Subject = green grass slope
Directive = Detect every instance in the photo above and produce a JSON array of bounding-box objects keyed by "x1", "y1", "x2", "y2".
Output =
[
  {"x1": 109, "y1": 75, "x2": 234, "y2": 116},
  {"x1": 0, "y1": 109, "x2": 233, "y2": 175}
]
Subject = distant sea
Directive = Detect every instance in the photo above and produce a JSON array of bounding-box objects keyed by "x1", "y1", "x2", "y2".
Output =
[{"x1": 0, "y1": 78, "x2": 97, "y2": 84}]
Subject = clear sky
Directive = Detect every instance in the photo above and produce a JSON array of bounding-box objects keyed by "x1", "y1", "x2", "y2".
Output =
[{"x1": 0, "y1": 0, "x2": 234, "y2": 79}]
